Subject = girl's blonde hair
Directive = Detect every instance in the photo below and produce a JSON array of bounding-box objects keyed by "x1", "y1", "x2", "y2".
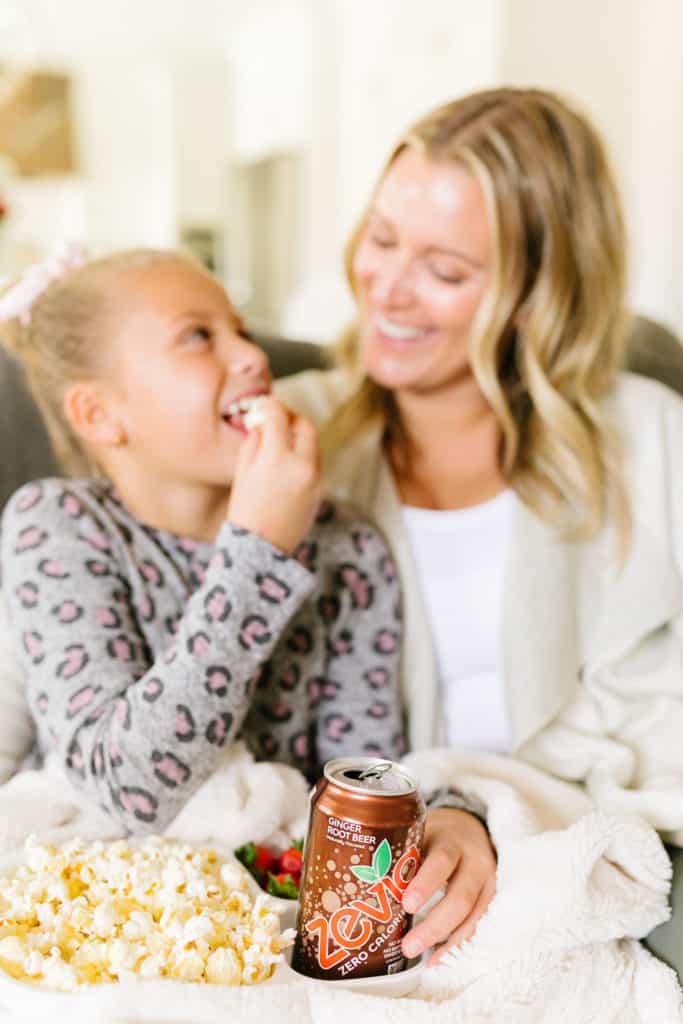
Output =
[
  {"x1": 0, "y1": 248, "x2": 196, "y2": 476},
  {"x1": 328, "y1": 87, "x2": 631, "y2": 548}
]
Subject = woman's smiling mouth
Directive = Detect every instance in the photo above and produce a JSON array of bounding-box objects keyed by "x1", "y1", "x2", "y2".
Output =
[{"x1": 374, "y1": 315, "x2": 435, "y2": 346}]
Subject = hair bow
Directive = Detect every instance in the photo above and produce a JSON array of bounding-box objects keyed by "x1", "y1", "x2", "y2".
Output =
[{"x1": 0, "y1": 242, "x2": 87, "y2": 326}]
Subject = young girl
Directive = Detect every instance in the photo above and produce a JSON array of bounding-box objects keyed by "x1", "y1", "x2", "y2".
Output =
[{"x1": 0, "y1": 248, "x2": 408, "y2": 834}]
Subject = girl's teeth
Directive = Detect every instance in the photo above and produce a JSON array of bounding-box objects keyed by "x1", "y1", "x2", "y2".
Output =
[
  {"x1": 225, "y1": 396, "x2": 264, "y2": 420},
  {"x1": 377, "y1": 317, "x2": 427, "y2": 340},
  {"x1": 242, "y1": 397, "x2": 267, "y2": 431}
]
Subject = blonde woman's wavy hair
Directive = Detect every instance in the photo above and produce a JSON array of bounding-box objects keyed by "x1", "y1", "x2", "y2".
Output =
[
  {"x1": 328, "y1": 87, "x2": 631, "y2": 549},
  {"x1": 0, "y1": 249, "x2": 198, "y2": 477}
]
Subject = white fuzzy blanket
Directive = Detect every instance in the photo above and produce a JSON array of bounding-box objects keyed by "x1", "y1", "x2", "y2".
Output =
[{"x1": 0, "y1": 745, "x2": 680, "y2": 1023}]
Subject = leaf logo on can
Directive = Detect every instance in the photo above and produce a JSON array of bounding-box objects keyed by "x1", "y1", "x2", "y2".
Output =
[{"x1": 349, "y1": 837, "x2": 392, "y2": 883}]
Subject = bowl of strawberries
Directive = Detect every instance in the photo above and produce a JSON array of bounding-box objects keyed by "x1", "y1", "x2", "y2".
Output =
[{"x1": 234, "y1": 839, "x2": 303, "y2": 904}]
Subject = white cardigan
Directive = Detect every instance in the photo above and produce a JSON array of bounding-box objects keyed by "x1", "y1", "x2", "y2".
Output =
[{"x1": 277, "y1": 370, "x2": 683, "y2": 845}]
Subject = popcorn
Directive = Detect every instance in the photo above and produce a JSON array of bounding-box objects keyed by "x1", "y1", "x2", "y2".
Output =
[
  {"x1": 0, "y1": 837, "x2": 293, "y2": 991},
  {"x1": 183, "y1": 914, "x2": 214, "y2": 944},
  {"x1": 0, "y1": 936, "x2": 26, "y2": 976},
  {"x1": 206, "y1": 946, "x2": 241, "y2": 985},
  {"x1": 242, "y1": 396, "x2": 268, "y2": 432}
]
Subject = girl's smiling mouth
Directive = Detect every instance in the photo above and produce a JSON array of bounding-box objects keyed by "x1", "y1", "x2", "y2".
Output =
[{"x1": 222, "y1": 390, "x2": 270, "y2": 434}]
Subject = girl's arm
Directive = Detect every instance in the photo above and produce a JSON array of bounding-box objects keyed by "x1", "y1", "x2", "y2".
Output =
[
  {"x1": 313, "y1": 512, "x2": 406, "y2": 768},
  {"x1": 1, "y1": 480, "x2": 316, "y2": 833}
]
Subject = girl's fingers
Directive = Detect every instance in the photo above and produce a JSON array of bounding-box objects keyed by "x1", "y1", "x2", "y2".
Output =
[
  {"x1": 291, "y1": 415, "x2": 320, "y2": 467},
  {"x1": 401, "y1": 864, "x2": 479, "y2": 959},
  {"x1": 234, "y1": 426, "x2": 261, "y2": 469},
  {"x1": 426, "y1": 876, "x2": 496, "y2": 966},
  {"x1": 257, "y1": 398, "x2": 292, "y2": 451}
]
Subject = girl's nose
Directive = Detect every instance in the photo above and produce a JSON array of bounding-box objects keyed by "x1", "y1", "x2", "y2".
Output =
[{"x1": 228, "y1": 337, "x2": 270, "y2": 378}]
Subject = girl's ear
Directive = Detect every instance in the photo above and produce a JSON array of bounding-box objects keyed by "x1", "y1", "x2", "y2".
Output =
[{"x1": 63, "y1": 382, "x2": 127, "y2": 449}]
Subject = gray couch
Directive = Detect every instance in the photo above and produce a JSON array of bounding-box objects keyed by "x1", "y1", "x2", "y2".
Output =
[{"x1": 1, "y1": 316, "x2": 682, "y2": 509}]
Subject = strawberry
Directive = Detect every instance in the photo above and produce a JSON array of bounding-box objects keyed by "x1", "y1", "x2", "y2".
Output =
[
  {"x1": 235, "y1": 841, "x2": 276, "y2": 885},
  {"x1": 253, "y1": 845, "x2": 277, "y2": 873},
  {"x1": 278, "y1": 847, "x2": 303, "y2": 875},
  {"x1": 267, "y1": 871, "x2": 300, "y2": 899},
  {"x1": 236, "y1": 840, "x2": 305, "y2": 895}
]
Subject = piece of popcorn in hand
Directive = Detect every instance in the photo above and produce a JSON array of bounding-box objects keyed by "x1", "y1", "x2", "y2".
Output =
[{"x1": 242, "y1": 396, "x2": 268, "y2": 431}]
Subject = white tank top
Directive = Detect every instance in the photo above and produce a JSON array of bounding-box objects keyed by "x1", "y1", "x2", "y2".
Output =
[{"x1": 402, "y1": 491, "x2": 514, "y2": 754}]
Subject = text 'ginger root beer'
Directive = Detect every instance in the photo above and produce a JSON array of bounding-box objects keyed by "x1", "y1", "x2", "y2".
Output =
[{"x1": 292, "y1": 758, "x2": 425, "y2": 980}]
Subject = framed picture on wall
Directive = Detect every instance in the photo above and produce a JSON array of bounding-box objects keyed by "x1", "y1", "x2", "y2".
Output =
[{"x1": 0, "y1": 69, "x2": 77, "y2": 177}]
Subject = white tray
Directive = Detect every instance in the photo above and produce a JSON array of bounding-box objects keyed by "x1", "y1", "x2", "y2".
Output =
[{"x1": 0, "y1": 840, "x2": 422, "y2": 1018}]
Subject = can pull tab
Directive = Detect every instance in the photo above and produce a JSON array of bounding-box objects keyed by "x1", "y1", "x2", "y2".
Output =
[{"x1": 356, "y1": 761, "x2": 393, "y2": 782}]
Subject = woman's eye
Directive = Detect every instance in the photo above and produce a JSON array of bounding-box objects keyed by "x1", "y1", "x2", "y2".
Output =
[
  {"x1": 429, "y1": 266, "x2": 465, "y2": 285},
  {"x1": 369, "y1": 234, "x2": 396, "y2": 249}
]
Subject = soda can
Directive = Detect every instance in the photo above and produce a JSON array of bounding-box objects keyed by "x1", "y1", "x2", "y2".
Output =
[{"x1": 291, "y1": 757, "x2": 426, "y2": 980}]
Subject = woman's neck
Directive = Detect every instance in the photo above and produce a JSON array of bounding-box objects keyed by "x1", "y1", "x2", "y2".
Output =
[
  {"x1": 102, "y1": 459, "x2": 231, "y2": 542},
  {"x1": 388, "y1": 377, "x2": 507, "y2": 510}
]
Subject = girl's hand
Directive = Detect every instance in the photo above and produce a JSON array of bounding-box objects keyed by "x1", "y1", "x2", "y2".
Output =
[
  {"x1": 400, "y1": 807, "x2": 497, "y2": 966},
  {"x1": 227, "y1": 397, "x2": 322, "y2": 555}
]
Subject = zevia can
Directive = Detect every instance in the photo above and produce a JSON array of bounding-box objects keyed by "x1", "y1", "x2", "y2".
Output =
[{"x1": 291, "y1": 757, "x2": 425, "y2": 980}]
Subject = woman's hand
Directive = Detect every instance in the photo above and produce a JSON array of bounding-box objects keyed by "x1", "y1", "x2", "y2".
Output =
[
  {"x1": 227, "y1": 397, "x2": 322, "y2": 555},
  {"x1": 401, "y1": 807, "x2": 497, "y2": 966}
]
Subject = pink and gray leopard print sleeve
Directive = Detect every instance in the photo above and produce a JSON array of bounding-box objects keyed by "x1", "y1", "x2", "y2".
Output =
[{"x1": 0, "y1": 479, "x2": 405, "y2": 833}]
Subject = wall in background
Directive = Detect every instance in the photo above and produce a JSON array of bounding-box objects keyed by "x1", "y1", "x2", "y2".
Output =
[
  {"x1": 0, "y1": 0, "x2": 681, "y2": 339},
  {"x1": 628, "y1": 0, "x2": 683, "y2": 335},
  {"x1": 333, "y1": 0, "x2": 503, "y2": 248},
  {"x1": 74, "y1": 59, "x2": 176, "y2": 250},
  {"x1": 500, "y1": 0, "x2": 682, "y2": 339}
]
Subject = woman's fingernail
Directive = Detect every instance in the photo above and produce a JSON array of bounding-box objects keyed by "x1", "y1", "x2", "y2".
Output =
[
  {"x1": 403, "y1": 893, "x2": 419, "y2": 913},
  {"x1": 402, "y1": 939, "x2": 420, "y2": 958}
]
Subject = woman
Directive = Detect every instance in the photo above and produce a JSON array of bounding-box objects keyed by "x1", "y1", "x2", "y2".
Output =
[{"x1": 277, "y1": 87, "x2": 683, "y2": 974}]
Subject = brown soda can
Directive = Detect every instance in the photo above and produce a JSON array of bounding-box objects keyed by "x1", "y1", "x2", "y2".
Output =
[{"x1": 291, "y1": 757, "x2": 426, "y2": 981}]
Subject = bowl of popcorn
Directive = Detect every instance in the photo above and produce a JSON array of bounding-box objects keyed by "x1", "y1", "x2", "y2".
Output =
[{"x1": 0, "y1": 834, "x2": 295, "y2": 1002}]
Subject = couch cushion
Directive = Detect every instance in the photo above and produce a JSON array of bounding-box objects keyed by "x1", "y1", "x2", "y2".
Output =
[{"x1": 0, "y1": 349, "x2": 58, "y2": 509}]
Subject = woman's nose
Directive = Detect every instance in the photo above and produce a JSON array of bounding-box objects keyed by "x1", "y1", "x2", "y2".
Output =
[{"x1": 370, "y1": 260, "x2": 415, "y2": 308}]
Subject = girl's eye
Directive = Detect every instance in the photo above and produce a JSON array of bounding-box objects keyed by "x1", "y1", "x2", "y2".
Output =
[{"x1": 183, "y1": 326, "x2": 212, "y2": 346}]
